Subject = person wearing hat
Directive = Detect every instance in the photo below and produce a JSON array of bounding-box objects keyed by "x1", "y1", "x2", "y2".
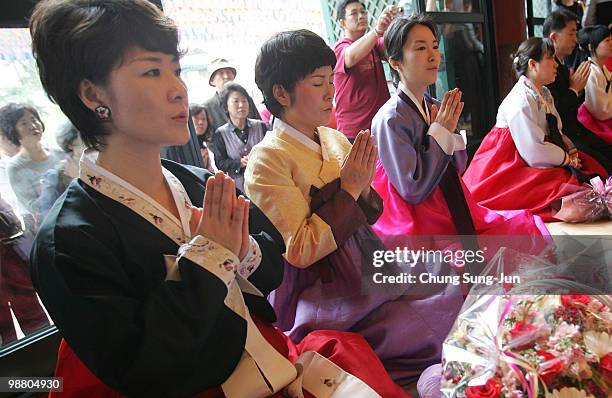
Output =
[{"x1": 203, "y1": 58, "x2": 262, "y2": 135}]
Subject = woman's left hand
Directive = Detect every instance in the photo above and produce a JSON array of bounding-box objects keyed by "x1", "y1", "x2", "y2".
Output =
[
  {"x1": 189, "y1": 178, "x2": 250, "y2": 261},
  {"x1": 433, "y1": 89, "x2": 464, "y2": 133},
  {"x1": 361, "y1": 141, "x2": 377, "y2": 200}
]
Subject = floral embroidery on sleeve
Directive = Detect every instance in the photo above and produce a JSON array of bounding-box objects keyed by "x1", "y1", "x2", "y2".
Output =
[
  {"x1": 150, "y1": 213, "x2": 164, "y2": 225},
  {"x1": 177, "y1": 235, "x2": 239, "y2": 287},
  {"x1": 237, "y1": 236, "x2": 262, "y2": 279},
  {"x1": 87, "y1": 175, "x2": 102, "y2": 186}
]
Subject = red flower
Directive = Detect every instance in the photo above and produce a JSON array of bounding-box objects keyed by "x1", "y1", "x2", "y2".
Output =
[
  {"x1": 554, "y1": 306, "x2": 581, "y2": 325},
  {"x1": 601, "y1": 353, "x2": 612, "y2": 383},
  {"x1": 561, "y1": 295, "x2": 591, "y2": 307},
  {"x1": 536, "y1": 351, "x2": 563, "y2": 386},
  {"x1": 508, "y1": 321, "x2": 538, "y2": 350},
  {"x1": 465, "y1": 378, "x2": 502, "y2": 398}
]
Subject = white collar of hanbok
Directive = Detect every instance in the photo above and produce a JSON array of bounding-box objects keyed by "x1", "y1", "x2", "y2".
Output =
[
  {"x1": 78, "y1": 151, "x2": 378, "y2": 398},
  {"x1": 519, "y1": 75, "x2": 555, "y2": 114},
  {"x1": 78, "y1": 150, "x2": 296, "y2": 394},
  {"x1": 78, "y1": 149, "x2": 193, "y2": 245},
  {"x1": 273, "y1": 118, "x2": 329, "y2": 161},
  {"x1": 398, "y1": 81, "x2": 431, "y2": 125}
]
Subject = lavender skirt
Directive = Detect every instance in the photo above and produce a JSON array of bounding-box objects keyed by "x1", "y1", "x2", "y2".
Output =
[{"x1": 269, "y1": 225, "x2": 463, "y2": 385}]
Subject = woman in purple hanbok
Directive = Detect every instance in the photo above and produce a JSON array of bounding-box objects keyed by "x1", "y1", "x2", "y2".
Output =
[
  {"x1": 371, "y1": 16, "x2": 549, "y2": 249},
  {"x1": 244, "y1": 29, "x2": 464, "y2": 387}
]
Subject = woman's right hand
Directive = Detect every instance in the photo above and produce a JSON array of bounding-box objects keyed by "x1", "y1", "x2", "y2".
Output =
[
  {"x1": 340, "y1": 130, "x2": 377, "y2": 200},
  {"x1": 192, "y1": 172, "x2": 247, "y2": 257},
  {"x1": 432, "y1": 88, "x2": 464, "y2": 132}
]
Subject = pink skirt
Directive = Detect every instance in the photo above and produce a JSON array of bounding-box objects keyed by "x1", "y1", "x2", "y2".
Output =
[
  {"x1": 577, "y1": 104, "x2": 612, "y2": 144},
  {"x1": 371, "y1": 162, "x2": 549, "y2": 237}
]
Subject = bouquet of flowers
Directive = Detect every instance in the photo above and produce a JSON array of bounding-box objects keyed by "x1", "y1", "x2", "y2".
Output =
[
  {"x1": 440, "y1": 243, "x2": 612, "y2": 398},
  {"x1": 553, "y1": 176, "x2": 612, "y2": 223}
]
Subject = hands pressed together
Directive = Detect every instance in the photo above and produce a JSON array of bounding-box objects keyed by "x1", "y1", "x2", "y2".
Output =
[
  {"x1": 566, "y1": 147, "x2": 583, "y2": 169},
  {"x1": 432, "y1": 88, "x2": 464, "y2": 133},
  {"x1": 190, "y1": 172, "x2": 250, "y2": 261},
  {"x1": 340, "y1": 130, "x2": 377, "y2": 200},
  {"x1": 569, "y1": 60, "x2": 590, "y2": 94}
]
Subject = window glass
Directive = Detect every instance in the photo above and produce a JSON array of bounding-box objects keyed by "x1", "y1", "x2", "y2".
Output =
[
  {"x1": 426, "y1": 0, "x2": 481, "y2": 13},
  {"x1": 162, "y1": 0, "x2": 328, "y2": 105},
  {"x1": 0, "y1": 28, "x2": 59, "y2": 353},
  {"x1": 532, "y1": 0, "x2": 552, "y2": 18},
  {"x1": 435, "y1": 22, "x2": 487, "y2": 138}
]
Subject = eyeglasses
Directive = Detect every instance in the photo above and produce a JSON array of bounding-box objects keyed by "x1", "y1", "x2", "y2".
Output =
[{"x1": 346, "y1": 9, "x2": 368, "y2": 18}]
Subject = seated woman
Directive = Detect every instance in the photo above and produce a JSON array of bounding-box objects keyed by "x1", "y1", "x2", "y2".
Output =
[
  {"x1": 0, "y1": 103, "x2": 65, "y2": 222},
  {"x1": 245, "y1": 28, "x2": 464, "y2": 386},
  {"x1": 577, "y1": 25, "x2": 612, "y2": 143},
  {"x1": 463, "y1": 37, "x2": 607, "y2": 221},
  {"x1": 190, "y1": 103, "x2": 216, "y2": 171},
  {"x1": 28, "y1": 1, "x2": 408, "y2": 397},
  {"x1": 211, "y1": 83, "x2": 267, "y2": 192},
  {"x1": 371, "y1": 16, "x2": 548, "y2": 241}
]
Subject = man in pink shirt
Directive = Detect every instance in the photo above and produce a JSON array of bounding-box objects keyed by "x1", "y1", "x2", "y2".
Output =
[{"x1": 334, "y1": 1, "x2": 402, "y2": 141}]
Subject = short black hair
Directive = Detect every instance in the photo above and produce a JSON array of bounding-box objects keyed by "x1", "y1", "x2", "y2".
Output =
[
  {"x1": 511, "y1": 37, "x2": 556, "y2": 79},
  {"x1": 189, "y1": 103, "x2": 206, "y2": 117},
  {"x1": 385, "y1": 15, "x2": 438, "y2": 86},
  {"x1": 543, "y1": 9, "x2": 578, "y2": 37},
  {"x1": 29, "y1": 0, "x2": 181, "y2": 151},
  {"x1": 336, "y1": 0, "x2": 365, "y2": 20},
  {"x1": 55, "y1": 122, "x2": 81, "y2": 154},
  {"x1": 219, "y1": 82, "x2": 251, "y2": 117},
  {"x1": 189, "y1": 104, "x2": 213, "y2": 142},
  {"x1": 578, "y1": 25, "x2": 611, "y2": 56},
  {"x1": 0, "y1": 103, "x2": 45, "y2": 147},
  {"x1": 255, "y1": 29, "x2": 336, "y2": 119}
]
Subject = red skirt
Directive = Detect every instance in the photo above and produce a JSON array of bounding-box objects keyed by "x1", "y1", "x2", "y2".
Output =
[
  {"x1": 577, "y1": 104, "x2": 612, "y2": 144},
  {"x1": 463, "y1": 127, "x2": 608, "y2": 221},
  {"x1": 49, "y1": 316, "x2": 409, "y2": 398}
]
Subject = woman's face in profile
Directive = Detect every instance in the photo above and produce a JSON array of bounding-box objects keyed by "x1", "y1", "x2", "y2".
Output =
[
  {"x1": 283, "y1": 66, "x2": 335, "y2": 130},
  {"x1": 98, "y1": 47, "x2": 190, "y2": 148},
  {"x1": 533, "y1": 53, "x2": 558, "y2": 86},
  {"x1": 595, "y1": 35, "x2": 612, "y2": 59},
  {"x1": 15, "y1": 111, "x2": 44, "y2": 145}
]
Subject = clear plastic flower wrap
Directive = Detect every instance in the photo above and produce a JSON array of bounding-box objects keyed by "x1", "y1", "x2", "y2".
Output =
[
  {"x1": 552, "y1": 176, "x2": 612, "y2": 223},
  {"x1": 440, "y1": 240, "x2": 612, "y2": 398}
]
